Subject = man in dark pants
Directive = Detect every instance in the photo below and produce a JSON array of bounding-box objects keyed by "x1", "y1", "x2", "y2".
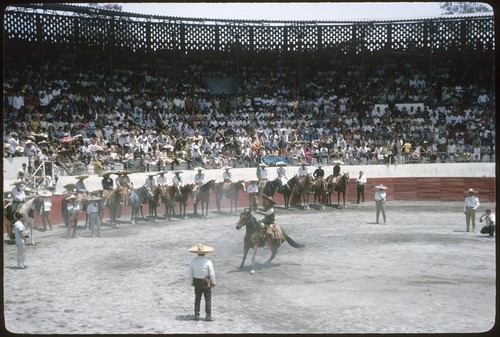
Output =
[
  {"x1": 356, "y1": 170, "x2": 367, "y2": 203},
  {"x1": 189, "y1": 244, "x2": 216, "y2": 321}
]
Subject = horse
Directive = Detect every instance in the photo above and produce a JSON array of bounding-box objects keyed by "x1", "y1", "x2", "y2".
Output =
[
  {"x1": 14, "y1": 196, "x2": 45, "y2": 245},
  {"x1": 148, "y1": 185, "x2": 163, "y2": 222},
  {"x1": 215, "y1": 180, "x2": 246, "y2": 214},
  {"x1": 261, "y1": 177, "x2": 283, "y2": 198},
  {"x1": 174, "y1": 184, "x2": 194, "y2": 219},
  {"x1": 129, "y1": 184, "x2": 154, "y2": 224},
  {"x1": 106, "y1": 188, "x2": 123, "y2": 227},
  {"x1": 327, "y1": 172, "x2": 350, "y2": 208},
  {"x1": 277, "y1": 175, "x2": 299, "y2": 209},
  {"x1": 236, "y1": 208, "x2": 304, "y2": 274},
  {"x1": 161, "y1": 185, "x2": 180, "y2": 220},
  {"x1": 193, "y1": 179, "x2": 216, "y2": 217},
  {"x1": 312, "y1": 177, "x2": 328, "y2": 209},
  {"x1": 296, "y1": 174, "x2": 314, "y2": 209}
]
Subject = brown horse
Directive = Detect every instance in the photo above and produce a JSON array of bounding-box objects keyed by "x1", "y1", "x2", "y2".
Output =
[
  {"x1": 193, "y1": 179, "x2": 216, "y2": 217},
  {"x1": 327, "y1": 172, "x2": 350, "y2": 208},
  {"x1": 296, "y1": 174, "x2": 314, "y2": 209},
  {"x1": 215, "y1": 180, "x2": 246, "y2": 214},
  {"x1": 106, "y1": 188, "x2": 123, "y2": 227},
  {"x1": 236, "y1": 208, "x2": 304, "y2": 274},
  {"x1": 312, "y1": 177, "x2": 328, "y2": 209},
  {"x1": 161, "y1": 185, "x2": 180, "y2": 220},
  {"x1": 148, "y1": 186, "x2": 163, "y2": 222}
]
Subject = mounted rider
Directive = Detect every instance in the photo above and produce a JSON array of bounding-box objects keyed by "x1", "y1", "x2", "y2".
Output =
[
  {"x1": 331, "y1": 160, "x2": 343, "y2": 188},
  {"x1": 115, "y1": 170, "x2": 133, "y2": 206},
  {"x1": 100, "y1": 171, "x2": 114, "y2": 207},
  {"x1": 255, "y1": 194, "x2": 283, "y2": 245},
  {"x1": 193, "y1": 167, "x2": 205, "y2": 194},
  {"x1": 10, "y1": 179, "x2": 26, "y2": 214},
  {"x1": 257, "y1": 163, "x2": 268, "y2": 195},
  {"x1": 276, "y1": 161, "x2": 288, "y2": 185}
]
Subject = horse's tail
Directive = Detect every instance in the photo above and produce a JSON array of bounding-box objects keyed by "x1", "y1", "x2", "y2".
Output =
[{"x1": 285, "y1": 234, "x2": 305, "y2": 248}]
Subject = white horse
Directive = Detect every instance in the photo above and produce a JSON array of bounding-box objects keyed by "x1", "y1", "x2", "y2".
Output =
[{"x1": 16, "y1": 196, "x2": 44, "y2": 245}]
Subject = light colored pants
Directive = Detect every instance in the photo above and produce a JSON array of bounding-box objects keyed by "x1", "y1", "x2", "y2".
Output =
[
  {"x1": 376, "y1": 201, "x2": 386, "y2": 223},
  {"x1": 465, "y1": 207, "x2": 476, "y2": 232},
  {"x1": 16, "y1": 242, "x2": 26, "y2": 268},
  {"x1": 88, "y1": 212, "x2": 101, "y2": 237}
]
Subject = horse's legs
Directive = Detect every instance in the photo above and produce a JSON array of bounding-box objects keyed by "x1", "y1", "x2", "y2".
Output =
[
  {"x1": 239, "y1": 245, "x2": 250, "y2": 269},
  {"x1": 250, "y1": 244, "x2": 259, "y2": 273}
]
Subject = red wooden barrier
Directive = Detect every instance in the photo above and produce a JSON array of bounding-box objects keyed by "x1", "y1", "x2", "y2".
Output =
[{"x1": 3, "y1": 177, "x2": 495, "y2": 232}]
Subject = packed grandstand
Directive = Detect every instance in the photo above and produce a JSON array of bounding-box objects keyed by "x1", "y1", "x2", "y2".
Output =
[{"x1": 3, "y1": 4, "x2": 495, "y2": 192}]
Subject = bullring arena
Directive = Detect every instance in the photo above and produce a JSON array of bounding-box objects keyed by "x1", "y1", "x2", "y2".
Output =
[{"x1": 2, "y1": 3, "x2": 497, "y2": 335}]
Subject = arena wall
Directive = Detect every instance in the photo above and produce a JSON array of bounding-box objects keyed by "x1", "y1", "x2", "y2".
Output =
[{"x1": 3, "y1": 162, "x2": 495, "y2": 233}]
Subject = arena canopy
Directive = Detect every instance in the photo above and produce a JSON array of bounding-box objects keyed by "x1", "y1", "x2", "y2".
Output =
[{"x1": 3, "y1": 3, "x2": 494, "y2": 55}]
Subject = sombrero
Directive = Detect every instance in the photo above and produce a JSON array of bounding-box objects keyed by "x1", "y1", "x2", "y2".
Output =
[
  {"x1": 99, "y1": 171, "x2": 114, "y2": 177},
  {"x1": 316, "y1": 164, "x2": 323, "y2": 168},
  {"x1": 157, "y1": 171, "x2": 166, "y2": 175},
  {"x1": 75, "y1": 175, "x2": 89, "y2": 180},
  {"x1": 222, "y1": 165, "x2": 232, "y2": 170},
  {"x1": 120, "y1": 170, "x2": 132, "y2": 175},
  {"x1": 275, "y1": 161, "x2": 287, "y2": 166},
  {"x1": 63, "y1": 183, "x2": 76, "y2": 190},
  {"x1": 65, "y1": 194, "x2": 77, "y2": 200},
  {"x1": 333, "y1": 160, "x2": 344, "y2": 165},
  {"x1": 300, "y1": 162, "x2": 308, "y2": 165},
  {"x1": 15, "y1": 146, "x2": 24, "y2": 153},
  {"x1": 146, "y1": 173, "x2": 156, "y2": 177},
  {"x1": 465, "y1": 188, "x2": 478, "y2": 194},
  {"x1": 87, "y1": 195, "x2": 102, "y2": 201},
  {"x1": 112, "y1": 170, "x2": 122, "y2": 175},
  {"x1": 37, "y1": 190, "x2": 53, "y2": 197},
  {"x1": 11, "y1": 179, "x2": 25, "y2": 186},
  {"x1": 189, "y1": 244, "x2": 214, "y2": 254},
  {"x1": 259, "y1": 163, "x2": 268, "y2": 167},
  {"x1": 375, "y1": 184, "x2": 388, "y2": 190},
  {"x1": 10, "y1": 132, "x2": 18, "y2": 137},
  {"x1": 194, "y1": 167, "x2": 204, "y2": 171},
  {"x1": 3, "y1": 143, "x2": 10, "y2": 149},
  {"x1": 262, "y1": 194, "x2": 277, "y2": 206},
  {"x1": 174, "y1": 170, "x2": 183, "y2": 174}
]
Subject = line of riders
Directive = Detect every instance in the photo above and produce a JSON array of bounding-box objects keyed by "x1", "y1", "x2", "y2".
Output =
[{"x1": 4, "y1": 161, "x2": 349, "y2": 243}]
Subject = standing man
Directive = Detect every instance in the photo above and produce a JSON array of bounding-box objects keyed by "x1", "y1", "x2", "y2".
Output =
[
  {"x1": 66, "y1": 195, "x2": 80, "y2": 238},
  {"x1": 86, "y1": 195, "x2": 101, "y2": 238},
  {"x1": 356, "y1": 171, "x2": 367, "y2": 203},
  {"x1": 247, "y1": 179, "x2": 259, "y2": 211},
  {"x1": 374, "y1": 184, "x2": 387, "y2": 224},
  {"x1": 189, "y1": 244, "x2": 216, "y2": 322},
  {"x1": 38, "y1": 189, "x2": 53, "y2": 230},
  {"x1": 13, "y1": 212, "x2": 29, "y2": 269},
  {"x1": 464, "y1": 188, "x2": 480, "y2": 232}
]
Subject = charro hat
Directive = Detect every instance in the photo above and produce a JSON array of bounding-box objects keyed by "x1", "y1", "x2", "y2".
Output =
[
  {"x1": 188, "y1": 244, "x2": 214, "y2": 254},
  {"x1": 15, "y1": 146, "x2": 24, "y2": 153},
  {"x1": 65, "y1": 194, "x2": 77, "y2": 200},
  {"x1": 333, "y1": 160, "x2": 344, "y2": 165},
  {"x1": 99, "y1": 171, "x2": 114, "y2": 177},
  {"x1": 275, "y1": 161, "x2": 287, "y2": 166},
  {"x1": 259, "y1": 163, "x2": 268, "y2": 167},
  {"x1": 146, "y1": 173, "x2": 156, "y2": 177},
  {"x1": 194, "y1": 167, "x2": 204, "y2": 171},
  {"x1": 157, "y1": 171, "x2": 166, "y2": 175},
  {"x1": 222, "y1": 165, "x2": 232, "y2": 170},
  {"x1": 375, "y1": 184, "x2": 388, "y2": 190},
  {"x1": 174, "y1": 171, "x2": 183, "y2": 174},
  {"x1": 75, "y1": 174, "x2": 89, "y2": 180},
  {"x1": 37, "y1": 190, "x2": 53, "y2": 197},
  {"x1": 87, "y1": 195, "x2": 102, "y2": 201},
  {"x1": 12, "y1": 179, "x2": 25, "y2": 186},
  {"x1": 63, "y1": 183, "x2": 76, "y2": 190},
  {"x1": 465, "y1": 188, "x2": 477, "y2": 194},
  {"x1": 120, "y1": 170, "x2": 132, "y2": 175}
]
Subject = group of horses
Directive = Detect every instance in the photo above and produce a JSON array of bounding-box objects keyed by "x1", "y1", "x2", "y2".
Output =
[{"x1": 260, "y1": 172, "x2": 350, "y2": 210}]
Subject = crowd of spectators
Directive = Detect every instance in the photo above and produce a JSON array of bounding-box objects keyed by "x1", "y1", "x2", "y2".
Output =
[{"x1": 3, "y1": 44, "x2": 495, "y2": 180}]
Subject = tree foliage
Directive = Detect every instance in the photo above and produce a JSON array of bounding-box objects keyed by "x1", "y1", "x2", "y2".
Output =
[{"x1": 440, "y1": 2, "x2": 492, "y2": 14}]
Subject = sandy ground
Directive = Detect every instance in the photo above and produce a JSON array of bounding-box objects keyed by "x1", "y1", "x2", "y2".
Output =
[{"x1": 3, "y1": 200, "x2": 496, "y2": 334}]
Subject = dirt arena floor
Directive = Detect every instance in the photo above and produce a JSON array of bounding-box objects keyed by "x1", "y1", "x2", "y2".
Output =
[{"x1": 3, "y1": 200, "x2": 496, "y2": 334}]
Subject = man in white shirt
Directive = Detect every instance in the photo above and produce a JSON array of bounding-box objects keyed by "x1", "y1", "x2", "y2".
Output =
[
  {"x1": 464, "y1": 188, "x2": 480, "y2": 232},
  {"x1": 297, "y1": 163, "x2": 308, "y2": 177},
  {"x1": 193, "y1": 167, "x2": 205, "y2": 194},
  {"x1": 189, "y1": 244, "x2": 216, "y2": 321},
  {"x1": 479, "y1": 209, "x2": 495, "y2": 237},
  {"x1": 66, "y1": 195, "x2": 80, "y2": 238},
  {"x1": 247, "y1": 179, "x2": 259, "y2": 211},
  {"x1": 157, "y1": 171, "x2": 168, "y2": 186},
  {"x1": 374, "y1": 184, "x2": 387, "y2": 224},
  {"x1": 14, "y1": 213, "x2": 29, "y2": 269},
  {"x1": 172, "y1": 171, "x2": 183, "y2": 187},
  {"x1": 356, "y1": 171, "x2": 367, "y2": 203},
  {"x1": 145, "y1": 173, "x2": 156, "y2": 188}
]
